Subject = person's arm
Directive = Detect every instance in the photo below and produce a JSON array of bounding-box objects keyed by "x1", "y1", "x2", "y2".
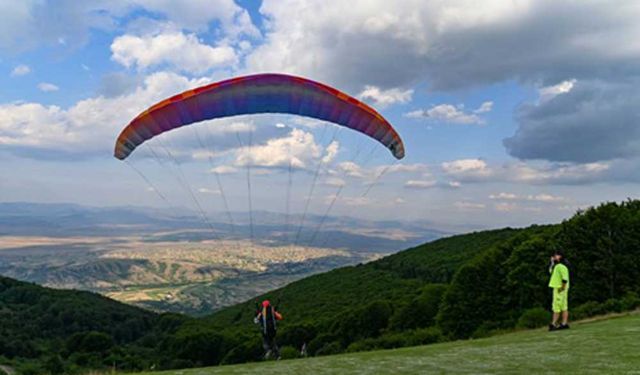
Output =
[
  {"x1": 549, "y1": 257, "x2": 555, "y2": 274},
  {"x1": 559, "y1": 265, "x2": 569, "y2": 292},
  {"x1": 559, "y1": 280, "x2": 568, "y2": 292},
  {"x1": 274, "y1": 311, "x2": 283, "y2": 320}
]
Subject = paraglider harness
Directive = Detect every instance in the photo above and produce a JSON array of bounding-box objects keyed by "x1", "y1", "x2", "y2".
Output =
[{"x1": 256, "y1": 299, "x2": 280, "y2": 337}]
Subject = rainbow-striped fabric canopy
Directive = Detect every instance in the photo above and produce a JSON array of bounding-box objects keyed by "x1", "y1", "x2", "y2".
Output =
[{"x1": 114, "y1": 73, "x2": 404, "y2": 160}]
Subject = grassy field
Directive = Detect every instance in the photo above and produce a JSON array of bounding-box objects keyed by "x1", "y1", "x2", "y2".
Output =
[{"x1": 149, "y1": 312, "x2": 640, "y2": 375}]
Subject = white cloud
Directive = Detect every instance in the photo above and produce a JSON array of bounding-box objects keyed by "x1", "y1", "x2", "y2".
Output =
[
  {"x1": 474, "y1": 101, "x2": 493, "y2": 114},
  {"x1": 111, "y1": 31, "x2": 237, "y2": 74},
  {"x1": 234, "y1": 128, "x2": 325, "y2": 169},
  {"x1": 0, "y1": 71, "x2": 210, "y2": 156},
  {"x1": 334, "y1": 162, "x2": 428, "y2": 182},
  {"x1": 11, "y1": 64, "x2": 30, "y2": 76},
  {"x1": 489, "y1": 192, "x2": 565, "y2": 202},
  {"x1": 322, "y1": 140, "x2": 339, "y2": 164},
  {"x1": 357, "y1": 85, "x2": 413, "y2": 108},
  {"x1": 508, "y1": 162, "x2": 610, "y2": 185},
  {"x1": 37, "y1": 82, "x2": 59, "y2": 92},
  {"x1": 337, "y1": 161, "x2": 365, "y2": 178},
  {"x1": 197, "y1": 187, "x2": 220, "y2": 195},
  {"x1": 378, "y1": 163, "x2": 428, "y2": 175},
  {"x1": 538, "y1": 79, "x2": 576, "y2": 102},
  {"x1": 405, "y1": 102, "x2": 491, "y2": 125},
  {"x1": 489, "y1": 192, "x2": 518, "y2": 200},
  {"x1": 404, "y1": 180, "x2": 437, "y2": 189},
  {"x1": 442, "y1": 159, "x2": 491, "y2": 176},
  {"x1": 440, "y1": 158, "x2": 613, "y2": 185},
  {"x1": 209, "y1": 165, "x2": 238, "y2": 175},
  {"x1": 494, "y1": 202, "x2": 542, "y2": 213},
  {"x1": 529, "y1": 193, "x2": 564, "y2": 202}
]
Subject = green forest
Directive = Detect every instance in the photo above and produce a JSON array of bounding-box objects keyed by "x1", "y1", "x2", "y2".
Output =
[{"x1": 1, "y1": 200, "x2": 639, "y2": 374}]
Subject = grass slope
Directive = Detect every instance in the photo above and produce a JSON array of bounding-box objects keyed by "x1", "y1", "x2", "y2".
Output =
[{"x1": 151, "y1": 312, "x2": 640, "y2": 374}]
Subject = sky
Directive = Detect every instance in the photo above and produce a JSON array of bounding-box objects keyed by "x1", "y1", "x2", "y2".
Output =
[{"x1": 1, "y1": 0, "x2": 639, "y2": 229}]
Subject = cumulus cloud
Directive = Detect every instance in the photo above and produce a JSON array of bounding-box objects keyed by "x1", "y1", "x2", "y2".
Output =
[
  {"x1": 322, "y1": 141, "x2": 340, "y2": 164},
  {"x1": 37, "y1": 82, "x2": 59, "y2": 92},
  {"x1": 505, "y1": 80, "x2": 640, "y2": 163},
  {"x1": 337, "y1": 161, "x2": 365, "y2": 178},
  {"x1": 441, "y1": 159, "x2": 491, "y2": 177},
  {"x1": 11, "y1": 64, "x2": 30, "y2": 76},
  {"x1": 0, "y1": 71, "x2": 210, "y2": 157},
  {"x1": 246, "y1": 1, "x2": 640, "y2": 91},
  {"x1": 357, "y1": 85, "x2": 413, "y2": 107},
  {"x1": 111, "y1": 31, "x2": 237, "y2": 73},
  {"x1": 405, "y1": 102, "x2": 492, "y2": 125},
  {"x1": 234, "y1": 128, "x2": 334, "y2": 169}
]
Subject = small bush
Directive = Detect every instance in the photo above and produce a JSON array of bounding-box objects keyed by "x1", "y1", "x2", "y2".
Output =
[
  {"x1": 516, "y1": 307, "x2": 550, "y2": 329},
  {"x1": 409, "y1": 327, "x2": 444, "y2": 345},
  {"x1": 278, "y1": 346, "x2": 299, "y2": 360},
  {"x1": 315, "y1": 341, "x2": 342, "y2": 357},
  {"x1": 572, "y1": 301, "x2": 605, "y2": 320},
  {"x1": 602, "y1": 298, "x2": 623, "y2": 313},
  {"x1": 620, "y1": 292, "x2": 640, "y2": 311}
]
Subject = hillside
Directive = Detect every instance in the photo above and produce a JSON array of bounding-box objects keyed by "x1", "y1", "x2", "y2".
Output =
[
  {"x1": 147, "y1": 312, "x2": 640, "y2": 374},
  {"x1": 203, "y1": 228, "x2": 521, "y2": 327},
  {"x1": 1, "y1": 200, "x2": 638, "y2": 374}
]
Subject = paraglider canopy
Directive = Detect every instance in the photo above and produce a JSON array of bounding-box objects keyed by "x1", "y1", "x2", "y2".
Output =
[{"x1": 114, "y1": 73, "x2": 404, "y2": 161}]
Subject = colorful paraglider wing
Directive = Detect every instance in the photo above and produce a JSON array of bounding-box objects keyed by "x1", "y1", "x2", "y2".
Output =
[{"x1": 114, "y1": 74, "x2": 405, "y2": 160}]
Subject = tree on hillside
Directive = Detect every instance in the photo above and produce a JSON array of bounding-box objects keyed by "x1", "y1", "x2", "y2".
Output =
[{"x1": 559, "y1": 200, "x2": 640, "y2": 303}]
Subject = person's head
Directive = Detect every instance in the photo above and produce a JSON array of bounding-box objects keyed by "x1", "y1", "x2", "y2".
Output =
[
  {"x1": 552, "y1": 250, "x2": 564, "y2": 262},
  {"x1": 262, "y1": 300, "x2": 271, "y2": 308}
]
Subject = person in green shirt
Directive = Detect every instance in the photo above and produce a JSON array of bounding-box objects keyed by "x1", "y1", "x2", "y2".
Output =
[{"x1": 548, "y1": 250, "x2": 570, "y2": 331}]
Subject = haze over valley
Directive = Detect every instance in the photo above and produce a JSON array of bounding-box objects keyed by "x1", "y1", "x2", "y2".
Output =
[{"x1": 0, "y1": 202, "x2": 444, "y2": 314}]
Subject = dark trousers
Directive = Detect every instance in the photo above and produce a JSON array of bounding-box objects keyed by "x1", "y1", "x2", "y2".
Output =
[{"x1": 262, "y1": 334, "x2": 279, "y2": 358}]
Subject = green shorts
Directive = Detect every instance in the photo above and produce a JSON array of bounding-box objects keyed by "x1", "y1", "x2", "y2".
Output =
[{"x1": 552, "y1": 287, "x2": 569, "y2": 312}]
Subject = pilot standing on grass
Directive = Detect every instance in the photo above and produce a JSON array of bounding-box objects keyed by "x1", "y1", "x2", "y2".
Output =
[
  {"x1": 254, "y1": 300, "x2": 283, "y2": 359},
  {"x1": 548, "y1": 250, "x2": 570, "y2": 331}
]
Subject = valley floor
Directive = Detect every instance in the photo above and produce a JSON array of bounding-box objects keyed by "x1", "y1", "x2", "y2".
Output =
[{"x1": 148, "y1": 312, "x2": 640, "y2": 374}]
